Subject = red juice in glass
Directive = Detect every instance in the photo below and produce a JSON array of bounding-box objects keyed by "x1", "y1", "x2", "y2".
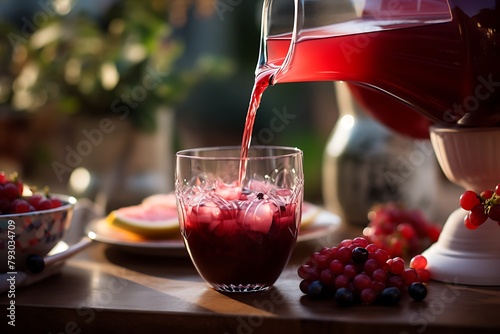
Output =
[{"x1": 176, "y1": 146, "x2": 303, "y2": 293}]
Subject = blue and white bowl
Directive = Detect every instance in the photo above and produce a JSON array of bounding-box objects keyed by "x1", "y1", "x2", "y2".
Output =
[{"x1": 0, "y1": 195, "x2": 77, "y2": 273}]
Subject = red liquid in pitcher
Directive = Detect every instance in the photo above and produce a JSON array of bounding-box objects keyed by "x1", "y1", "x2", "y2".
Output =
[{"x1": 263, "y1": 1, "x2": 500, "y2": 137}]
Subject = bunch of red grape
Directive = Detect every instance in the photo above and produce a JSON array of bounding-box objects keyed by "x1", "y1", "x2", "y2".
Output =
[
  {"x1": 0, "y1": 171, "x2": 63, "y2": 214},
  {"x1": 459, "y1": 183, "x2": 500, "y2": 229},
  {"x1": 362, "y1": 202, "x2": 441, "y2": 258},
  {"x1": 298, "y1": 237, "x2": 429, "y2": 306}
]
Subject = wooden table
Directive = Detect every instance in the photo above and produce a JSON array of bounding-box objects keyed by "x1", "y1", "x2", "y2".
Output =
[{"x1": 2, "y1": 222, "x2": 500, "y2": 334}]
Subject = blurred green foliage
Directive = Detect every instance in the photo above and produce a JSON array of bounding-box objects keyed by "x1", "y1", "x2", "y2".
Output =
[{"x1": 0, "y1": 0, "x2": 233, "y2": 132}]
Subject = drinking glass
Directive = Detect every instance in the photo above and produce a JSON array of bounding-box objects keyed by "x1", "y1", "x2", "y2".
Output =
[{"x1": 175, "y1": 146, "x2": 303, "y2": 292}]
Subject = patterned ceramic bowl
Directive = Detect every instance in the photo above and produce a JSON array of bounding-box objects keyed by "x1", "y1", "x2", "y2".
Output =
[{"x1": 0, "y1": 195, "x2": 76, "y2": 273}]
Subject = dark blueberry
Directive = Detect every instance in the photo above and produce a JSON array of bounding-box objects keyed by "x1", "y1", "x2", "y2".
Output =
[
  {"x1": 351, "y1": 247, "x2": 369, "y2": 264},
  {"x1": 26, "y1": 254, "x2": 45, "y2": 274},
  {"x1": 378, "y1": 287, "x2": 401, "y2": 306},
  {"x1": 257, "y1": 192, "x2": 264, "y2": 200},
  {"x1": 334, "y1": 287, "x2": 354, "y2": 307},
  {"x1": 306, "y1": 280, "x2": 325, "y2": 298},
  {"x1": 408, "y1": 282, "x2": 427, "y2": 302}
]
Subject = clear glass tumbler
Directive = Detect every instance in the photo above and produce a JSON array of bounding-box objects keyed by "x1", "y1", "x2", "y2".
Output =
[{"x1": 175, "y1": 146, "x2": 303, "y2": 292}]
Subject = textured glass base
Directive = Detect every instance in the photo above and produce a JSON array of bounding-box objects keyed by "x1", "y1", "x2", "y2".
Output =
[{"x1": 211, "y1": 283, "x2": 272, "y2": 293}]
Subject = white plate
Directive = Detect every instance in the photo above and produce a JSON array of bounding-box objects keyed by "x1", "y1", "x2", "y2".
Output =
[
  {"x1": 85, "y1": 219, "x2": 187, "y2": 257},
  {"x1": 85, "y1": 203, "x2": 341, "y2": 257}
]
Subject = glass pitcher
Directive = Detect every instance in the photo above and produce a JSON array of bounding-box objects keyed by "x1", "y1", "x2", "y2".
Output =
[{"x1": 257, "y1": 0, "x2": 500, "y2": 138}]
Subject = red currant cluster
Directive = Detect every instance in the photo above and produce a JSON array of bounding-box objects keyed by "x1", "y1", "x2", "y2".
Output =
[
  {"x1": 0, "y1": 171, "x2": 63, "y2": 215},
  {"x1": 362, "y1": 203, "x2": 441, "y2": 258},
  {"x1": 298, "y1": 237, "x2": 429, "y2": 306},
  {"x1": 460, "y1": 183, "x2": 500, "y2": 229}
]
